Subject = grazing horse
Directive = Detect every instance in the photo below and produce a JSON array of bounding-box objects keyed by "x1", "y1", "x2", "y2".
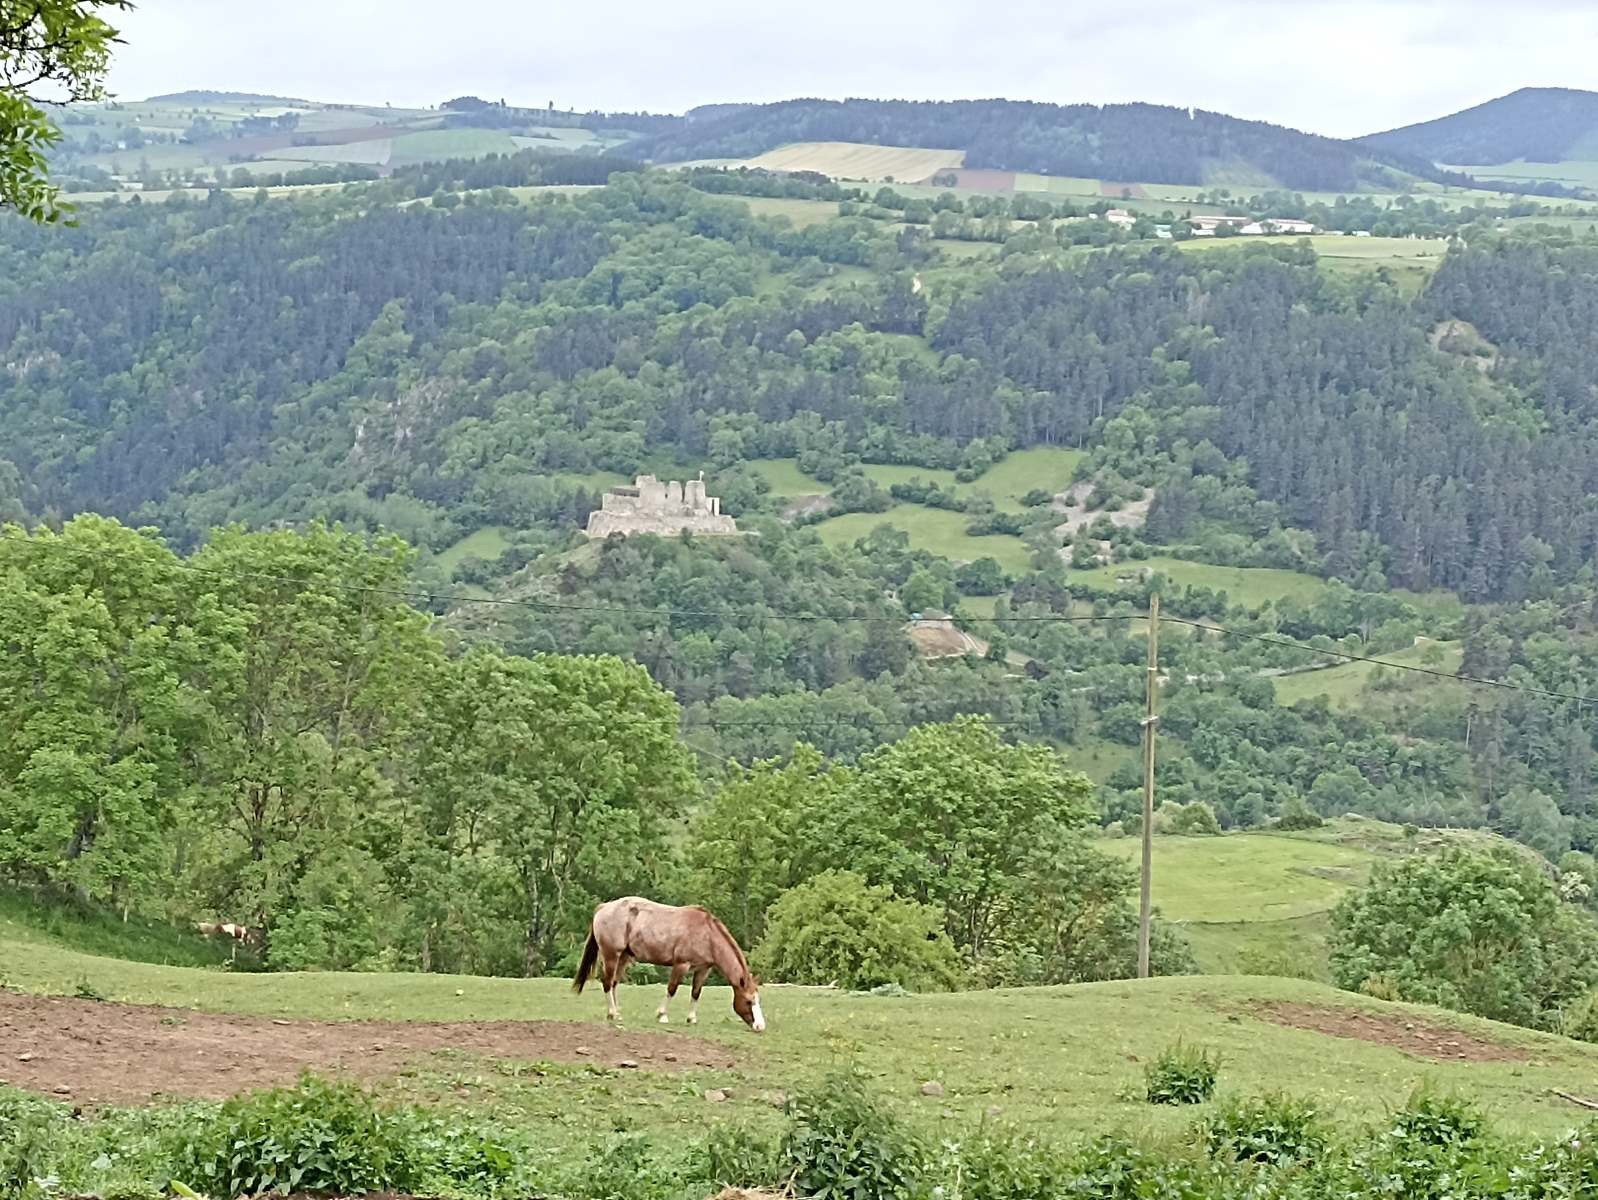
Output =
[{"x1": 573, "y1": 897, "x2": 765, "y2": 1032}]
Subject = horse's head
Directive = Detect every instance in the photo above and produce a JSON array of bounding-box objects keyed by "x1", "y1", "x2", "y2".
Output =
[{"x1": 732, "y1": 974, "x2": 765, "y2": 1032}]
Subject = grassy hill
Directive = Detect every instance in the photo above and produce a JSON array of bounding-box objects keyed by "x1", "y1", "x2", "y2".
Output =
[
  {"x1": 3, "y1": 927, "x2": 1595, "y2": 1138},
  {"x1": 47, "y1": 93, "x2": 635, "y2": 184},
  {"x1": 1102, "y1": 821, "x2": 1518, "y2": 978}
]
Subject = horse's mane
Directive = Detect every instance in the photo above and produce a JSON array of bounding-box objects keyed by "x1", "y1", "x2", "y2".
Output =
[{"x1": 696, "y1": 907, "x2": 752, "y2": 986}]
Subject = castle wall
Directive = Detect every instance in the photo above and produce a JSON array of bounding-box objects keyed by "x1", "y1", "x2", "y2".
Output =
[{"x1": 583, "y1": 473, "x2": 741, "y2": 538}]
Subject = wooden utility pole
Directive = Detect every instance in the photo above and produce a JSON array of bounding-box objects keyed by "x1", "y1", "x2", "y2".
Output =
[{"x1": 1137, "y1": 592, "x2": 1160, "y2": 979}]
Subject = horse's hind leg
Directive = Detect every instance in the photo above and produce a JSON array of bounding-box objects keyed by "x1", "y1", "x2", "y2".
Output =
[
  {"x1": 658, "y1": 963, "x2": 688, "y2": 1024},
  {"x1": 687, "y1": 966, "x2": 711, "y2": 1025},
  {"x1": 602, "y1": 950, "x2": 623, "y2": 1022}
]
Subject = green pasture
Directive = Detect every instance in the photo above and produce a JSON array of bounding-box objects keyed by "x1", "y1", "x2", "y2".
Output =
[
  {"x1": 389, "y1": 128, "x2": 520, "y2": 167},
  {"x1": 818, "y1": 506, "x2": 1033, "y2": 572},
  {"x1": 433, "y1": 526, "x2": 513, "y2": 574},
  {"x1": 1101, "y1": 829, "x2": 1378, "y2": 925},
  {"x1": 1066, "y1": 556, "x2": 1333, "y2": 609},
  {"x1": 738, "y1": 196, "x2": 843, "y2": 228},
  {"x1": 1273, "y1": 639, "x2": 1465, "y2": 710},
  {"x1": 3, "y1": 929, "x2": 1595, "y2": 1140}
]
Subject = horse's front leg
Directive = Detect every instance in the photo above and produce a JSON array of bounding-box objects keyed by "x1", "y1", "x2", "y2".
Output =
[
  {"x1": 658, "y1": 963, "x2": 688, "y2": 1024},
  {"x1": 687, "y1": 966, "x2": 711, "y2": 1025}
]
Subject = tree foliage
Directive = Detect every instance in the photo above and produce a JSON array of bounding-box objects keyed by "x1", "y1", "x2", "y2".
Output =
[
  {"x1": 1329, "y1": 847, "x2": 1598, "y2": 1030},
  {"x1": 1, "y1": 0, "x2": 128, "y2": 221}
]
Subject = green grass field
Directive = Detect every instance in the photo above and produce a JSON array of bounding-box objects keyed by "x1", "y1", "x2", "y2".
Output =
[
  {"x1": 5, "y1": 927, "x2": 1596, "y2": 1139},
  {"x1": 1273, "y1": 639, "x2": 1465, "y2": 709},
  {"x1": 388, "y1": 129, "x2": 520, "y2": 167},
  {"x1": 748, "y1": 458, "x2": 828, "y2": 496},
  {"x1": 737, "y1": 196, "x2": 844, "y2": 228},
  {"x1": 1066, "y1": 556, "x2": 1333, "y2": 609},
  {"x1": 433, "y1": 526, "x2": 513, "y2": 574},
  {"x1": 818, "y1": 507, "x2": 1032, "y2": 571}
]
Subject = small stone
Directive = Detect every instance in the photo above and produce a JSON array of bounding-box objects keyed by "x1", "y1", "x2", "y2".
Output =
[
  {"x1": 767, "y1": 1090, "x2": 789, "y2": 1109},
  {"x1": 52, "y1": 1086, "x2": 69, "y2": 1095},
  {"x1": 455, "y1": 988, "x2": 465, "y2": 996},
  {"x1": 16, "y1": 1053, "x2": 34, "y2": 1062},
  {"x1": 986, "y1": 1105, "x2": 1003, "y2": 1118},
  {"x1": 663, "y1": 1052, "x2": 678, "y2": 1062},
  {"x1": 575, "y1": 1045, "x2": 593, "y2": 1056},
  {"x1": 618, "y1": 1058, "x2": 640, "y2": 1069},
  {"x1": 920, "y1": 1080, "x2": 945, "y2": 1097},
  {"x1": 271, "y1": 1019, "x2": 291, "y2": 1026},
  {"x1": 704, "y1": 1088, "x2": 728, "y2": 1102}
]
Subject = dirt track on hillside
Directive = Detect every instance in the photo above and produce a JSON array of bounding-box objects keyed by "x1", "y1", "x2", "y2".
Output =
[{"x1": 0, "y1": 990, "x2": 737, "y2": 1105}]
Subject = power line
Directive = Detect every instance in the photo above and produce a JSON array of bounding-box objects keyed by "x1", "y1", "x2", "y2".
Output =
[{"x1": 17, "y1": 535, "x2": 1598, "y2": 705}]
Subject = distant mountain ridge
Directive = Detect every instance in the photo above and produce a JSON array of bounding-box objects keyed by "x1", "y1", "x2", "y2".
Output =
[
  {"x1": 142, "y1": 89, "x2": 312, "y2": 106},
  {"x1": 629, "y1": 97, "x2": 1453, "y2": 192},
  {"x1": 1361, "y1": 87, "x2": 1598, "y2": 165}
]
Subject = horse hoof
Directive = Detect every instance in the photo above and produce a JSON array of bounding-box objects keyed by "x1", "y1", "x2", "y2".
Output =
[
  {"x1": 687, "y1": 1015, "x2": 697, "y2": 1026},
  {"x1": 657, "y1": 1013, "x2": 669, "y2": 1024}
]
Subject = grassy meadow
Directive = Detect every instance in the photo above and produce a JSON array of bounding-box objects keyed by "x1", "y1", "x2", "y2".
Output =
[
  {"x1": 4, "y1": 924, "x2": 1596, "y2": 1141},
  {"x1": 1066, "y1": 556, "x2": 1334, "y2": 609}
]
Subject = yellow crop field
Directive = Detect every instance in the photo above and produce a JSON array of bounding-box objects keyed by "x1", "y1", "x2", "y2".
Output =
[{"x1": 743, "y1": 141, "x2": 964, "y2": 181}]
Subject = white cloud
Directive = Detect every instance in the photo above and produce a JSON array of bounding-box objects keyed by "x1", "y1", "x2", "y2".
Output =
[{"x1": 105, "y1": 0, "x2": 1598, "y2": 138}]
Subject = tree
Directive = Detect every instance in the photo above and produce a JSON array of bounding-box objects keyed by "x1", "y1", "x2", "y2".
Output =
[
  {"x1": 0, "y1": 516, "x2": 199, "y2": 909},
  {"x1": 815, "y1": 716, "x2": 1095, "y2": 959},
  {"x1": 181, "y1": 523, "x2": 440, "y2": 957},
  {"x1": 685, "y1": 745, "x2": 847, "y2": 947},
  {"x1": 753, "y1": 870, "x2": 961, "y2": 991},
  {"x1": 2, "y1": 1, "x2": 130, "y2": 221},
  {"x1": 1329, "y1": 847, "x2": 1598, "y2": 1030}
]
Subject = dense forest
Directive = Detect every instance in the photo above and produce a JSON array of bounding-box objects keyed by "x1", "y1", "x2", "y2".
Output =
[
  {"x1": 1363, "y1": 87, "x2": 1598, "y2": 166},
  {"x1": 630, "y1": 98, "x2": 1453, "y2": 191},
  {"x1": 5, "y1": 173, "x2": 1598, "y2": 965}
]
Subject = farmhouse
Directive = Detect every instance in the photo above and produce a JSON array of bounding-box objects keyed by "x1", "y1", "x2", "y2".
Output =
[
  {"x1": 1186, "y1": 215, "x2": 1250, "y2": 235},
  {"x1": 1101, "y1": 208, "x2": 1137, "y2": 228},
  {"x1": 583, "y1": 474, "x2": 741, "y2": 538},
  {"x1": 1240, "y1": 217, "x2": 1318, "y2": 235}
]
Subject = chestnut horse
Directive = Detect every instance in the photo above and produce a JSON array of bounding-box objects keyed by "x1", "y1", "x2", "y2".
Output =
[{"x1": 573, "y1": 897, "x2": 765, "y2": 1032}]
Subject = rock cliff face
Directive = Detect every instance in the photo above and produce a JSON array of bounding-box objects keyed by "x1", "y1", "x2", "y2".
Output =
[{"x1": 583, "y1": 475, "x2": 741, "y2": 538}]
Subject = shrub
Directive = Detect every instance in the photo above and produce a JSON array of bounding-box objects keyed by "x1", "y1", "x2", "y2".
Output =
[
  {"x1": 754, "y1": 870, "x2": 962, "y2": 992},
  {"x1": 171, "y1": 1074, "x2": 525, "y2": 1199},
  {"x1": 953, "y1": 1131, "x2": 1072, "y2": 1200},
  {"x1": 1201, "y1": 1093, "x2": 1326, "y2": 1164},
  {"x1": 782, "y1": 1074, "x2": 925, "y2": 1200},
  {"x1": 1143, "y1": 1042, "x2": 1219, "y2": 1105},
  {"x1": 1385, "y1": 1087, "x2": 1485, "y2": 1149},
  {"x1": 1168, "y1": 801, "x2": 1222, "y2": 836},
  {"x1": 1562, "y1": 987, "x2": 1598, "y2": 1043},
  {"x1": 1274, "y1": 795, "x2": 1324, "y2": 830},
  {"x1": 705, "y1": 1123, "x2": 781, "y2": 1191}
]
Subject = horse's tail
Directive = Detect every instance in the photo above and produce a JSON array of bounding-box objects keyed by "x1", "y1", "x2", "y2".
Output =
[{"x1": 573, "y1": 929, "x2": 600, "y2": 993}]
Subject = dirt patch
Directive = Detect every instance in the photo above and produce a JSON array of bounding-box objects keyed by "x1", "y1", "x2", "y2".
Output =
[
  {"x1": 908, "y1": 615, "x2": 988, "y2": 659},
  {"x1": 1101, "y1": 181, "x2": 1148, "y2": 199},
  {"x1": 1252, "y1": 1001, "x2": 1530, "y2": 1063},
  {"x1": 0, "y1": 990, "x2": 737, "y2": 1106}
]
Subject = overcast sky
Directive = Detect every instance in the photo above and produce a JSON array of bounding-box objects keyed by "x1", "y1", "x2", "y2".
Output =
[{"x1": 105, "y1": 1, "x2": 1597, "y2": 139}]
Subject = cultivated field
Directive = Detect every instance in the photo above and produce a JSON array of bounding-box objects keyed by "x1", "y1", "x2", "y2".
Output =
[{"x1": 743, "y1": 141, "x2": 964, "y2": 181}]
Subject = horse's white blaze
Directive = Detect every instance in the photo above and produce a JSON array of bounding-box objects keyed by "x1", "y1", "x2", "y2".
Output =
[{"x1": 751, "y1": 997, "x2": 765, "y2": 1032}]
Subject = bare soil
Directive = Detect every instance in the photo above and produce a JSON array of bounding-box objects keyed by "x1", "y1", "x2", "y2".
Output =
[
  {"x1": 1101, "y1": 182, "x2": 1148, "y2": 199},
  {"x1": 0, "y1": 990, "x2": 737, "y2": 1106},
  {"x1": 1252, "y1": 1001, "x2": 1531, "y2": 1063}
]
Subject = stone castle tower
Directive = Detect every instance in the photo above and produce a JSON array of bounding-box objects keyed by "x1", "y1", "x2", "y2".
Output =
[{"x1": 583, "y1": 474, "x2": 741, "y2": 538}]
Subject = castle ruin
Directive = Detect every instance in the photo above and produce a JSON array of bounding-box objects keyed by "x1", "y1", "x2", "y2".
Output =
[{"x1": 583, "y1": 474, "x2": 741, "y2": 538}]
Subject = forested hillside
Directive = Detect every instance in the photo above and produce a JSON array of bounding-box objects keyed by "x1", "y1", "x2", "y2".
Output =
[
  {"x1": 1363, "y1": 87, "x2": 1598, "y2": 166},
  {"x1": 5, "y1": 171, "x2": 1598, "y2": 972},
  {"x1": 631, "y1": 98, "x2": 1449, "y2": 191}
]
